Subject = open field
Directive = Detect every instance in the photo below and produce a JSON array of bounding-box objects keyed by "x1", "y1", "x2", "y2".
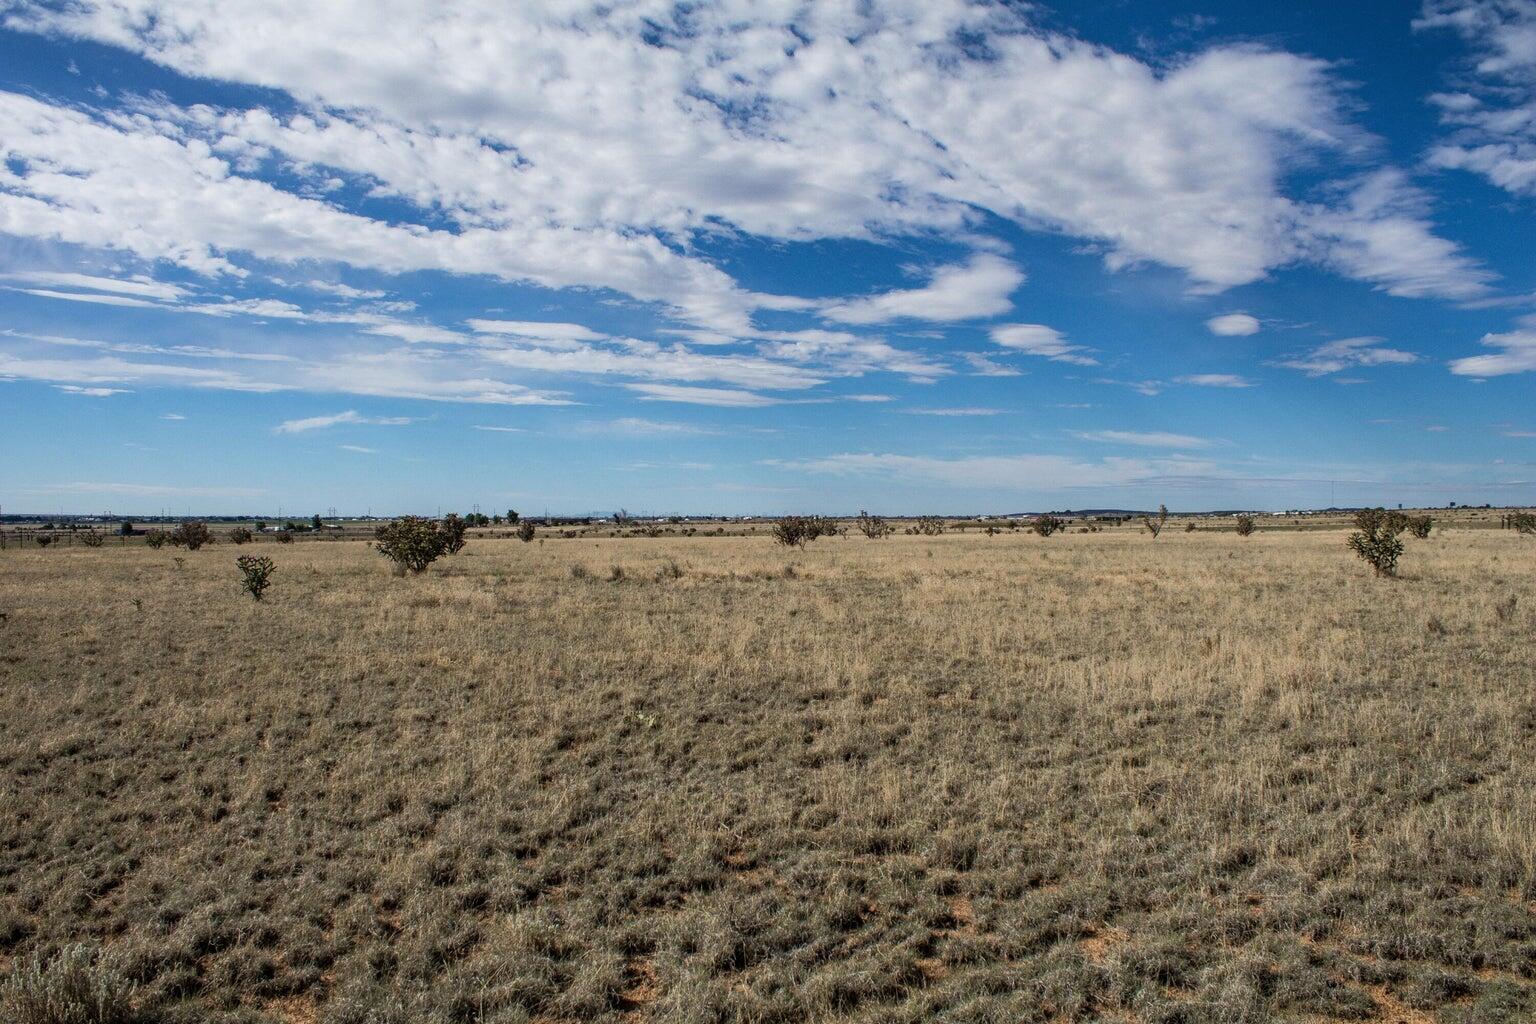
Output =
[{"x1": 1, "y1": 529, "x2": 1534, "y2": 1023}]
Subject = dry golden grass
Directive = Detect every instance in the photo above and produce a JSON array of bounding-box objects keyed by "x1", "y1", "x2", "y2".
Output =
[{"x1": 1, "y1": 528, "x2": 1533, "y2": 1023}]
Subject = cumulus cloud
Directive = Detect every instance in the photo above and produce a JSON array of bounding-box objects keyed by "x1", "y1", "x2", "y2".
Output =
[
  {"x1": 820, "y1": 255, "x2": 1024, "y2": 324},
  {"x1": 1206, "y1": 313, "x2": 1261, "y2": 336},
  {"x1": 0, "y1": 0, "x2": 1492, "y2": 316},
  {"x1": 989, "y1": 324, "x2": 1097, "y2": 365}
]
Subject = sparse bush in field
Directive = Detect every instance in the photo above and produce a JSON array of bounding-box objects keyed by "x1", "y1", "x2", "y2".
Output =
[
  {"x1": 913, "y1": 515, "x2": 946, "y2": 536},
  {"x1": 375, "y1": 516, "x2": 449, "y2": 574},
  {"x1": 80, "y1": 532, "x2": 104, "y2": 548},
  {"x1": 1348, "y1": 507, "x2": 1406, "y2": 578},
  {"x1": 236, "y1": 555, "x2": 276, "y2": 601},
  {"x1": 1507, "y1": 511, "x2": 1535, "y2": 534},
  {"x1": 608, "y1": 564, "x2": 625, "y2": 582},
  {"x1": 1032, "y1": 515, "x2": 1064, "y2": 537},
  {"x1": 1184, "y1": 521, "x2": 1197, "y2": 532},
  {"x1": 506, "y1": 508, "x2": 519, "y2": 524},
  {"x1": 1494, "y1": 595, "x2": 1517, "y2": 622},
  {"x1": 1235, "y1": 515, "x2": 1255, "y2": 537},
  {"x1": 143, "y1": 530, "x2": 168, "y2": 549},
  {"x1": 118, "y1": 522, "x2": 133, "y2": 536},
  {"x1": 439, "y1": 513, "x2": 468, "y2": 555},
  {"x1": 1142, "y1": 504, "x2": 1168, "y2": 538},
  {"x1": 274, "y1": 531, "x2": 294, "y2": 544},
  {"x1": 34, "y1": 534, "x2": 54, "y2": 548},
  {"x1": 1407, "y1": 515, "x2": 1433, "y2": 539},
  {"x1": 655, "y1": 559, "x2": 685, "y2": 581},
  {"x1": 0, "y1": 943, "x2": 140, "y2": 1024},
  {"x1": 569, "y1": 563, "x2": 590, "y2": 580},
  {"x1": 642, "y1": 524, "x2": 663, "y2": 538},
  {"x1": 773, "y1": 515, "x2": 838, "y2": 548},
  {"x1": 168, "y1": 521, "x2": 212, "y2": 550},
  {"x1": 856, "y1": 510, "x2": 894, "y2": 539},
  {"x1": 517, "y1": 520, "x2": 537, "y2": 543},
  {"x1": 228, "y1": 527, "x2": 253, "y2": 545}
]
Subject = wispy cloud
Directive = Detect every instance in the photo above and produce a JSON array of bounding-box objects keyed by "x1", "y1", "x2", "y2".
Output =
[
  {"x1": 1073, "y1": 430, "x2": 1218, "y2": 449},
  {"x1": 274, "y1": 410, "x2": 415, "y2": 434}
]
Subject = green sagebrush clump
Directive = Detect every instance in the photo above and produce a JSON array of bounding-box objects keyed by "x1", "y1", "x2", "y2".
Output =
[
  {"x1": 79, "y1": 532, "x2": 104, "y2": 548},
  {"x1": 1348, "y1": 507, "x2": 1407, "y2": 578},
  {"x1": 0, "y1": 943, "x2": 142, "y2": 1024},
  {"x1": 236, "y1": 555, "x2": 276, "y2": 601},
  {"x1": 143, "y1": 530, "x2": 168, "y2": 550},
  {"x1": 228, "y1": 527, "x2": 253, "y2": 545},
  {"x1": 772, "y1": 515, "x2": 839, "y2": 548},
  {"x1": 1235, "y1": 515, "x2": 1255, "y2": 537},
  {"x1": 1032, "y1": 515, "x2": 1065, "y2": 537},
  {"x1": 374, "y1": 516, "x2": 450, "y2": 574},
  {"x1": 1407, "y1": 515, "x2": 1433, "y2": 539},
  {"x1": 517, "y1": 520, "x2": 537, "y2": 543}
]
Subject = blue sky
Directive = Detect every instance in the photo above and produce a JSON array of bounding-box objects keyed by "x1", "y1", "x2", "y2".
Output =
[{"x1": 2, "y1": 0, "x2": 1534, "y2": 516}]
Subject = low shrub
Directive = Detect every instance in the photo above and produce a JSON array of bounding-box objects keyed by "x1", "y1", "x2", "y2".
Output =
[
  {"x1": 168, "y1": 521, "x2": 213, "y2": 551},
  {"x1": 1407, "y1": 515, "x2": 1433, "y2": 539},
  {"x1": 0, "y1": 943, "x2": 141, "y2": 1024},
  {"x1": 34, "y1": 534, "x2": 53, "y2": 549},
  {"x1": 517, "y1": 521, "x2": 537, "y2": 543},
  {"x1": 439, "y1": 514, "x2": 468, "y2": 555},
  {"x1": 1508, "y1": 511, "x2": 1535, "y2": 534},
  {"x1": 274, "y1": 531, "x2": 294, "y2": 544},
  {"x1": 143, "y1": 530, "x2": 168, "y2": 549},
  {"x1": 773, "y1": 515, "x2": 838, "y2": 548},
  {"x1": 1032, "y1": 515, "x2": 1064, "y2": 537},
  {"x1": 375, "y1": 516, "x2": 448, "y2": 574},
  {"x1": 1142, "y1": 504, "x2": 1168, "y2": 538},
  {"x1": 79, "y1": 532, "x2": 104, "y2": 548},
  {"x1": 1348, "y1": 507, "x2": 1407, "y2": 578},
  {"x1": 236, "y1": 555, "x2": 276, "y2": 601},
  {"x1": 1235, "y1": 515, "x2": 1255, "y2": 537},
  {"x1": 856, "y1": 510, "x2": 894, "y2": 539},
  {"x1": 228, "y1": 527, "x2": 254, "y2": 545},
  {"x1": 913, "y1": 515, "x2": 946, "y2": 536}
]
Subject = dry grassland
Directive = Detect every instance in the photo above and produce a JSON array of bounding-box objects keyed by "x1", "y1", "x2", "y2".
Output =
[{"x1": 1, "y1": 529, "x2": 1533, "y2": 1023}]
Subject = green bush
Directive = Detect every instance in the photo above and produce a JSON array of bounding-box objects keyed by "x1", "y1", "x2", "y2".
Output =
[
  {"x1": 168, "y1": 521, "x2": 212, "y2": 551},
  {"x1": 1032, "y1": 515, "x2": 1064, "y2": 537},
  {"x1": 517, "y1": 520, "x2": 537, "y2": 543},
  {"x1": 439, "y1": 514, "x2": 468, "y2": 555},
  {"x1": 79, "y1": 532, "x2": 104, "y2": 548},
  {"x1": 1407, "y1": 515, "x2": 1433, "y2": 539},
  {"x1": 236, "y1": 555, "x2": 276, "y2": 601},
  {"x1": 0, "y1": 943, "x2": 141, "y2": 1024},
  {"x1": 913, "y1": 515, "x2": 946, "y2": 536},
  {"x1": 34, "y1": 534, "x2": 53, "y2": 549},
  {"x1": 143, "y1": 530, "x2": 168, "y2": 549},
  {"x1": 375, "y1": 516, "x2": 448, "y2": 574},
  {"x1": 1348, "y1": 507, "x2": 1407, "y2": 578},
  {"x1": 773, "y1": 515, "x2": 838, "y2": 548},
  {"x1": 1142, "y1": 504, "x2": 1168, "y2": 538},
  {"x1": 228, "y1": 527, "x2": 253, "y2": 545},
  {"x1": 1235, "y1": 515, "x2": 1255, "y2": 537},
  {"x1": 856, "y1": 510, "x2": 893, "y2": 539}
]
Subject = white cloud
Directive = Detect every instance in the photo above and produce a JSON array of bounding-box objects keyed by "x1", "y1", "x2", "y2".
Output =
[
  {"x1": 820, "y1": 255, "x2": 1024, "y2": 324},
  {"x1": 1416, "y1": 1, "x2": 1536, "y2": 196},
  {"x1": 0, "y1": 1, "x2": 1491, "y2": 316},
  {"x1": 1175, "y1": 373, "x2": 1254, "y2": 387},
  {"x1": 990, "y1": 324, "x2": 1097, "y2": 365},
  {"x1": 10, "y1": 287, "x2": 165, "y2": 309},
  {"x1": 1449, "y1": 327, "x2": 1536, "y2": 375},
  {"x1": 55, "y1": 384, "x2": 130, "y2": 396},
  {"x1": 959, "y1": 352, "x2": 1022, "y2": 377},
  {"x1": 1276, "y1": 336, "x2": 1420, "y2": 376},
  {"x1": 904, "y1": 407, "x2": 1003, "y2": 416},
  {"x1": 338, "y1": 444, "x2": 376, "y2": 453},
  {"x1": 468, "y1": 320, "x2": 609, "y2": 344},
  {"x1": 161, "y1": 412, "x2": 186, "y2": 419},
  {"x1": 626, "y1": 384, "x2": 790, "y2": 407},
  {"x1": 2, "y1": 271, "x2": 185, "y2": 301},
  {"x1": 583, "y1": 417, "x2": 719, "y2": 436},
  {"x1": 273, "y1": 410, "x2": 414, "y2": 433},
  {"x1": 1073, "y1": 430, "x2": 1217, "y2": 449},
  {"x1": 1206, "y1": 313, "x2": 1261, "y2": 336},
  {"x1": 472, "y1": 425, "x2": 525, "y2": 433}
]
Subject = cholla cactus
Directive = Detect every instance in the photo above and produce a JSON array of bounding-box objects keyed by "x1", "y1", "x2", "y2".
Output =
[
  {"x1": 236, "y1": 555, "x2": 276, "y2": 601},
  {"x1": 1348, "y1": 508, "x2": 1406, "y2": 578}
]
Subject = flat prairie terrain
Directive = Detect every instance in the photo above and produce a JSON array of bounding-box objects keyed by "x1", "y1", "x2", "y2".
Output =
[{"x1": 1, "y1": 530, "x2": 1533, "y2": 1023}]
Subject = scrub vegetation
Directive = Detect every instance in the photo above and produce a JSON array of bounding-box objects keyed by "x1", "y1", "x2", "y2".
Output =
[{"x1": 1, "y1": 527, "x2": 1533, "y2": 1023}]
